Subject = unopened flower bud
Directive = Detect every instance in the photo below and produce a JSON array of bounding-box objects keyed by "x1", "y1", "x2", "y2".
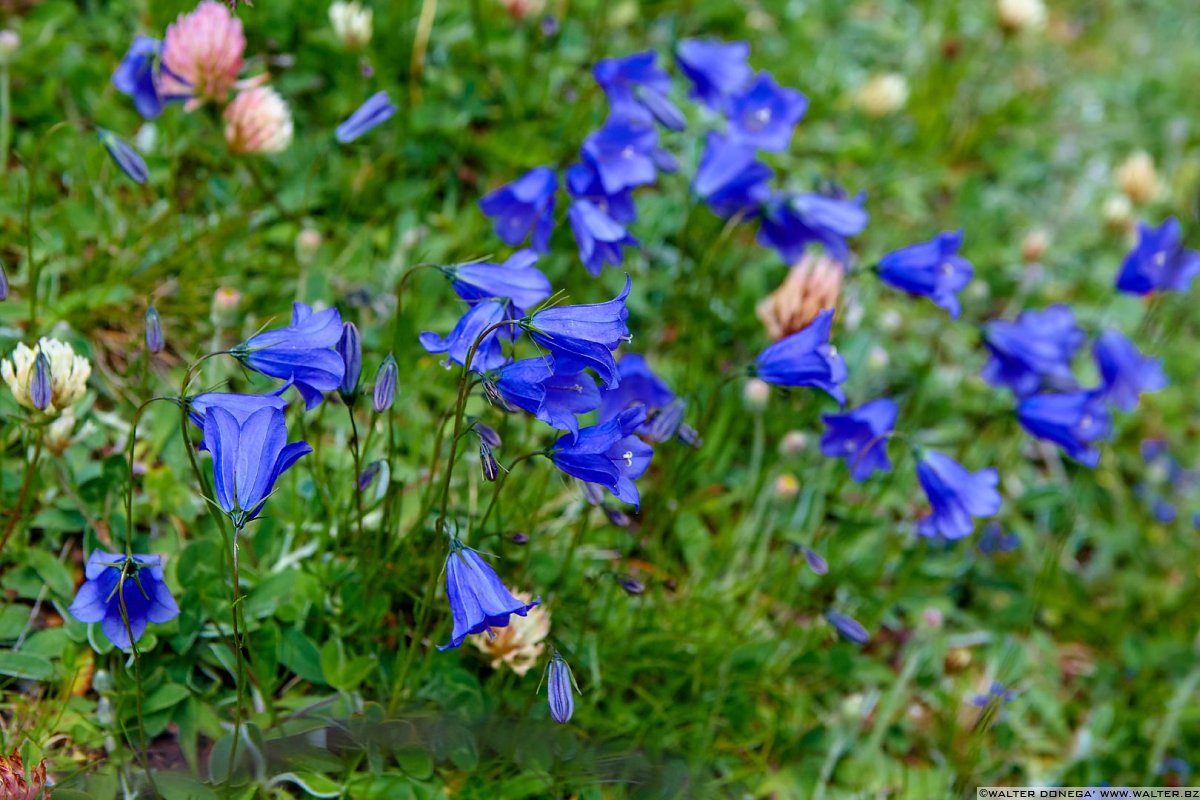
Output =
[
  {"x1": 31, "y1": 351, "x2": 52, "y2": 410},
  {"x1": 866, "y1": 345, "x2": 890, "y2": 371},
  {"x1": 921, "y1": 607, "x2": 945, "y2": 629},
  {"x1": 1115, "y1": 151, "x2": 1160, "y2": 205},
  {"x1": 826, "y1": 610, "x2": 870, "y2": 645},
  {"x1": 802, "y1": 547, "x2": 828, "y2": 576},
  {"x1": 1020, "y1": 230, "x2": 1049, "y2": 264},
  {"x1": 1102, "y1": 194, "x2": 1134, "y2": 232},
  {"x1": 357, "y1": 460, "x2": 383, "y2": 492},
  {"x1": 511, "y1": 532, "x2": 529, "y2": 545},
  {"x1": 45, "y1": 409, "x2": 78, "y2": 455},
  {"x1": 996, "y1": 0, "x2": 1046, "y2": 33},
  {"x1": 605, "y1": 507, "x2": 631, "y2": 527},
  {"x1": 0, "y1": 30, "x2": 19, "y2": 63},
  {"x1": 853, "y1": 73, "x2": 908, "y2": 118},
  {"x1": 774, "y1": 473, "x2": 800, "y2": 500},
  {"x1": 474, "y1": 422, "x2": 502, "y2": 449},
  {"x1": 546, "y1": 651, "x2": 576, "y2": 724},
  {"x1": 329, "y1": 0, "x2": 373, "y2": 49},
  {"x1": 145, "y1": 305, "x2": 164, "y2": 353},
  {"x1": 0, "y1": 262, "x2": 8, "y2": 301},
  {"x1": 211, "y1": 287, "x2": 241, "y2": 327},
  {"x1": 296, "y1": 228, "x2": 322, "y2": 264},
  {"x1": 336, "y1": 322, "x2": 361, "y2": 398},
  {"x1": 372, "y1": 353, "x2": 398, "y2": 412},
  {"x1": 618, "y1": 575, "x2": 645, "y2": 595},
  {"x1": 743, "y1": 377, "x2": 770, "y2": 412},
  {"x1": 479, "y1": 440, "x2": 500, "y2": 482},
  {"x1": 500, "y1": 0, "x2": 545, "y2": 20},
  {"x1": 779, "y1": 430, "x2": 808, "y2": 456}
]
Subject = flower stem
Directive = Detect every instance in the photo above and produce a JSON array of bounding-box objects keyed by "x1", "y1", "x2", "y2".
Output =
[
  {"x1": 0, "y1": 435, "x2": 42, "y2": 554},
  {"x1": 23, "y1": 121, "x2": 74, "y2": 335}
]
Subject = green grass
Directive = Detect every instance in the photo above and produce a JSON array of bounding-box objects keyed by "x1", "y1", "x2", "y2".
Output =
[{"x1": 1, "y1": 0, "x2": 1199, "y2": 797}]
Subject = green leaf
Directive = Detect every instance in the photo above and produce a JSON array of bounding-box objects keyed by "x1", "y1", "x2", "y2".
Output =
[
  {"x1": 281, "y1": 628, "x2": 326, "y2": 685},
  {"x1": 152, "y1": 772, "x2": 219, "y2": 800},
  {"x1": 143, "y1": 682, "x2": 191, "y2": 713},
  {"x1": 0, "y1": 650, "x2": 54, "y2": 680},
  {"x1": 0, "y1": 604, "x2": 30, "y2": 641},
  {"x1": 267, "y1": 772, "x2": 342, "y2": 798}
]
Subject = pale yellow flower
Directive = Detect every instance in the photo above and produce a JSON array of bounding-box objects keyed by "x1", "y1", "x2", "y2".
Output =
[
  {"x1": 2, "y1": 337, "x2": 91, "y2": 415},
  {"x1": 471, "y1": 591, "x2": 549, "y2": 676},
  {"x1": 1115, "y1": 150, "x2": 1160, "y2": 205},
  {"x1": 853, "y1": 73, "x2": 908, "y2": 118}
]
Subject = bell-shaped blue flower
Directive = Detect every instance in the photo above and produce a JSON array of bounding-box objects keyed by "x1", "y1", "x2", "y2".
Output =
[
  {"x1": 335, "y1": 91, "x2": 397, "y2": 143},
  {"x1": 982, "y1": 305, "x2": 1084, "y2": 397},
  {"x1": 877, "y1": 230, "x2": 974, "y2": 318},
  {"x1": 443, "y1": 250, "x2": 552, "y2": 314},
  {"x1": 419, "y1": 300, "x2": 510, "y2": 373},
  {"x1": 753, "y1": 309, "x2": 847, "y2": 404},
  {"x1": 675, "y1": 38, "x2": 752, "y2": 110},
  {"x1": 1092, "y1": 330, "x2": 1167, "y2": 412},
  {"x1": 581, "y1": 121, "x2": 668, "y2": 195},
  {"x1": 489, "y1": 357, "x2": 601, "y2": 440},
  {"x1": 186, "y1": 389, "x2": 289, "y2": 435},
  {"x1": 550, "y1": 406, "x2": 652, "y2": 507},
  {"x1": 693, "y1": 132, "x2": 772, "y2": 219},
  {"x1": 566, "y1": 160, "x2": 637, "y2": 225},
  {"x1": 597, "y1": 353, "x2": 693, "y2": 443},
  {"x1": 1017, "y1": 390, "x2": 1111, "y2": 467},
  {"x1": 727, "y1": 72, "x2": 808, "y2": 152},
  {"x1": 113, "y1": 36, "x2": 165, "y2": 119},
  {"x1": 99, "y1": 130, "x2": 148, "y2": 185},
  {"x1": 757, "y1": 188, "x2": 868, "y2": 264},
  {"x1": 820, "y1": 397, "x2": 897, "y2": 482},
  {"x1": 568, "y1": 199, "x2": 639, "y2": 277},
  {"x1": 203, "y1": 406, "x2": 313, "y2": 526},
  {"x1": 478, "y1": 166, "x2": 558, "y2": 254},
  {"x1": 235, "y1": 303, "x2": 345, "y2": 410},
  {"x1": 522, "y1": 275, "x2": 632, "y2": 388},
  {"x1": 437, "y1": 542, "x2": 540, "y2": 650},
  {"x1": 593, "y1": 51, "x2": 685, "y2": 131},
  {"x1": 68, "y1": 551, "x2": 179, "y2": 650},
  {"x1": 1115, "y1": 217, "x2": 1200, "y2": 295},
  {"x1": 915, "y1": 450, "x2": 1001, "y2": 539}
]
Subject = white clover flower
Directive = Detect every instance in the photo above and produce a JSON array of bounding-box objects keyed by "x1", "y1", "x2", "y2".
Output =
[
  {"x1": 853, "y1": 73, "x2": 908, "y2": 118},
  {"x1": 329, "y1": 1, "x2": 373, "y2": 49},
  {"x1": 471, "y1": 591, "x2": 549, "y2": 676},
  {"x1": 1115, "y1": 150, "x2": 1160, "y2": 205},
  {"x1": 1, "y1": 337, "x2": 91, "y2": 415},
  {"x1": 997, "y1": 0, "x2": 1047, "y2": 33},
  {"x1": 224, "y1": 86, "x2": 294, "y2": 155},
  {"x1": 46, "y1": 408, "x2": 79, "y2": 454}
]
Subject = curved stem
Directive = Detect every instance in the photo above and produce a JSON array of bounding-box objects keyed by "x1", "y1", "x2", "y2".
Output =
[
  {"x1": 390, "y1": 262, "x2": 440, "y2": 354},
  {"x1": 0, "y1": 435, "x2": 43, "y2": 554},
  {"x1": 347, "y1": 402, "x2": 366, "y2": 546},
  {"x1": 476, "y1": 449, "x2": 543, "y2": 533}
]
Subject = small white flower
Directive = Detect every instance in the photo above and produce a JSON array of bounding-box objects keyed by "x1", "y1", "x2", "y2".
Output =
[
  {"x1": 1, "y1": 337, "x2": 91, "y2": 415},
  {"x1": 1115, "y1": 150, "x2": 1160, "y2": 205},
  {"x1": 997, "y1": 0, "x2": 1046, "y2": 32},
  {"x1": 853, "y1": 73, "x2": 908, "y2": 118},
  {"x1": 329, "y1": 0, "x2": 373, "y2": 49}
]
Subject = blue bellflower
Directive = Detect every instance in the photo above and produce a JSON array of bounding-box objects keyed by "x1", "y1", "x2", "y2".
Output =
[
  {"x1": 982, "y1": 305, "x2": 1085, "y2": 397},
  {"x1": 478, "y1": 166, "x2": 558, "y2": 254},
  {"x1": 186, "y1": 389, "x2": 289, "y2": 432},
  {"x1": 726, "y1": 73, "x2": 808, "y2": 152},
  {"x1": 568, "y1": 200, "x2": 639, "y2": 277},
  {"x1": 593, "y1": 51, "x2": 685, "y2": 131},
  {"x1": 489, "y1": 357, "x2": 601, "y2": 440},
  {"x1": 437, "y1": 542, "x2": 540, "y2": 650},
  {"x1": 443, "y1": 250, "x2": 553, "y2": 315},
  {"x1": 758, "y1": 189, "x2": 868, "y2": 264},
  {"x1": 523, "y1": 275, "x2": 632, "y2": 388},
  {"x1": 753, "y1": 309, "x2": 847, "y2": 404},
  {"x1": 581, "y1": 121, "x2": 673, "y2": 195},
  {"x1": 236, "y1": 303, "x2": 345, "y2": 410},
  {"x1": 693, "y1": 133, "x2": 772, "y2": 219},
  {"x1": 335, "y1": 91, "x2": 397, "y2": 143},
  {"x1": 419, "y1": 300, "x2": 510, "y2": 372},
  {"x1": 915, "y1": 450, "x2": 1001, "y2": 540},
  {"x1": 1115, "y1": 217, "x2": 1200, "y2": 295},
  {"x1": 675, "y1": 38, "x2": 752, "y2": 110},
  {"x1": 203, "y1": 406, "x2": 313, "y2": 526},
  {"x1": 597, "y1": 353, "x2": 690, "y2": 443},
  {"x1": 566, "y1": 160, "x2": 637, "y2": 225},
  {"x1": 99, "y1": 130, "x2": 149, "y2": 184},
  {"x1": 113, "y1": 35, "x2": 165, "y2": 119},
  {"x1": 820, "y1": 397, "x2": 898, "y2": 482},
  {"x1": 546, "y1": 651, "x2": 577, "y2": 724},
  {"x1": 877, "y1": 231, "x2": 974, "y2": 318},
  {"x1": 68, "y1": 551, "x2": 180, "y2": 650},
  {"x1": 1016, "y1": 390, "x2": 1111, "y2": 467},
  {"x1": 978, "y1": 523, "x2": 1019, "y2": 555},
  {"x1": 1093, "y1": 330, "x2": 1167, "y2": 412},
  {"x1": 551, "y1": 406, "x2": 652, "y2": 507}
]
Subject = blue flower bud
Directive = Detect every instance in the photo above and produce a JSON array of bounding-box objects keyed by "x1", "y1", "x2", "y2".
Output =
[
  {"x1": 98, "y1": 129, "x2": 148, "y2": 185},
  {"x1": 145, "y1": 305, "x2": 164, "y2": 353},
  {"x1": 31, "y1": 350, "x2": 52, "y2": 410},
  {"x1": 547, "y1": 652, "x2": 576, "y2": 724},
  {"x1": 337, "y1": 322, "x2": 362, "y2": 398},
  {"x1": 479, "y1": 440, "x2": 500, "y2": 482},
  {"x1": 373, "y1": 354, "x2": 398, "y2": 412},
  {"x1": 474, "y1": 422, "x2": 502, "y2": 449},
  {"x1": 802, "y1": 547, "x2": 828, "y2": 576},
  {"x1": 825, "y1": 610, "x2": 869, "y2": 645},
  {"x1": 358, "y1": 460, "x2": 383, "y2": 492},
  {"x1": 0, "y1": 261, "x2": 8, "y2": 301},
  {"x1": 618, "y1": 575, "x2": 645, "y2": 595}
]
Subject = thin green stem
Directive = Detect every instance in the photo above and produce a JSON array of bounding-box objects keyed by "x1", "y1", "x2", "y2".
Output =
[
  {"x1": 24, "y1": 121, "x2": 75, "y2": 335},
  {"x1": 0, "y1": 436, "x2": 43, "y2": 554}
]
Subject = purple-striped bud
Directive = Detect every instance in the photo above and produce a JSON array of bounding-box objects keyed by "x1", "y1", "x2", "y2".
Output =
[
  {"x1": 31, "y1": 351, "x2": 52, "y2": 410},
  {"x1": 618, "y1": 575, "x2": 645, "y2": 595},
  {"x1": 479, "y1": 440, "x2": 500, "y2": 482},
  {"x1": 802, "y1": 547, "x2": 828, "y2": 576},
  {"x1": 605, "y1": 507, "x2": 631, "y2": 527},
  {"x1": 145, "y1": 305, "x2": 164, "y2": 353},
  {"x1": 372, "y1": 353, "x2": 398, "y2": 412},
  {"x1": 337, "y1": 322, "x2": 362, "y2": 397},
  {"x1": 474, "y1": 422, "x2": 502, "y2": 449},
  {"x1": 546, "y1": 652, "x2": 576, "y2": 724},
  {"x1": 825, "y1": 610, "x2": 869, "y2": 645},
  {"x1": 511, "y1": 531, "x2": 529, "y2": 545},
  {"x1": 0, "y1": 262, "x2": 8, "y2": 301},
  {"x1": 358, "y1": 460, "x2": 383, "y2": 492}
]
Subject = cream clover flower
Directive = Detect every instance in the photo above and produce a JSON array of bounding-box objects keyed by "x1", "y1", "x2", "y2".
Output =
[
  {"x1": 1, "y1": 337, "x2": 91, "y2": 415},
  {"x1": 471, "y1": 591, "x2": 549, "y2": 676},
  {"x1": 329, "y1": 1, "x2": 373, "y2": 49}
]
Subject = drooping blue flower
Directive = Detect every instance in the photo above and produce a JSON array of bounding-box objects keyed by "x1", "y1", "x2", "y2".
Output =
[
  {"x1": 568, "y1": 199, "x2": 639, "y2": 277},
  {"x1": 550, "y1": 406, "x2": 652, "y2": 507},
  {"x1": 593, "y1": 51, "x2": 685, "y2": 131},
  {"x1": 1115, "y1": 217, "x2": 1200, "y2": 295},
  {"x1": 1092, "y1": 330, "x2": 1167, "y2": 412},
  {"x1": 915, "y1": 450, "x2": 1001, "y2": 540},
  {"x1": 374, "y1": 352, "x2": 398, "y2": 410},
  {"x1": 726, "y1": 73, "x2": 808, "y2": 152},
  {"x1": 99, "y1": 130, "x2": 148, "y2": 185},
  {"x1": 522, "y1": 275, "x2": 632, "y2": 387},
  {"x1": 1017, "y1": 390, "x2": 1111, "y2": 467},
  {"x1": 1152, "y1": 498, "x2": 1177, "y2": 523},
  {"x1": 982, "y1": 305, "x2": 1085, "y2": 397},
  {"x1": 753, "y1": 309, "x2": 847, "y2": 405},
  {"x1": 31, "y1": 351, "x2": 52, "y2": 411},
  {"x1": 235, "y1": 302, "x2": 345, "y2": 410},
  {"x1": 203, "y1": 406, "x2": 313, "y2": 526},
  {"x1": 565, "y1": 160, "x2": 637, "y2": 225},
  {"x1": 478, "y1": 166, "x2": 558, "y2": 254},
  {"x1": 825, "y1": 610, "x2": 869, "y2": 645},
  {"x1": 581, "y1": 121, "x2": 672, "y2": 196},
  {"x1": 335, "y1": 91, "x2": 397, "y2": 143},
  {"x1": 443, "y1": 250, "x2": 552, "y2": 314},
  {"x1": 337, "y1": 322, "x2": 362, "y2": 398},
  {"x1": 546, "y1": 651, "x2": 577, "y2": 724},
  {"x1": 877, "y1": 231, "x2": 974, "y2": 318},
  {"x1": 757, "y1": 188, "x2": 868, "y2": 264},
  {"x1": 68, "y1": 551, "x2": 179, "y2": 650},
  {"x1": 488, "y1": 357, "x2": 601, "y2": 440},
  {"x1": 113, "y1": 35, "x2": 165, "y2": 119},
  {"x1": 819, "y1": 397, "x2": 897, "y2": 482},
  {"x1": 693, "y1": 132, "x2": 772, "y2": 219},
  {"x1": 675, "y1": 38, "x2": 752, "y2": 111},
  {"x1": 186, "y1": 389, "x2": 289, "y2": 430},
  {"x1": 596, "y1": 353, "x2": 694, "y2": 443},
  {"x1": 419, "y1": 300, "x2": 510, "y2": 372},
  {"x1": 437, "y1": 542, "x2": 540, "y2": 650},
  {"x1": 978, "y1": 522, "x2": 1019, "y2": 555}
]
